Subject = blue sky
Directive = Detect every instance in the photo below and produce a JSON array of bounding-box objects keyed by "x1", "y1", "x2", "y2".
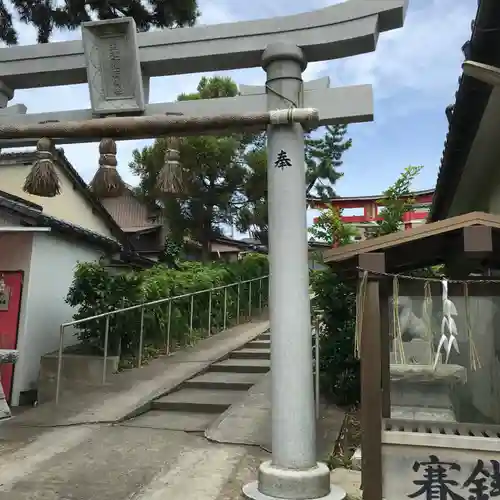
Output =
[{"x1": 5, "y1": 0, "x2": 477, "y2": 229}]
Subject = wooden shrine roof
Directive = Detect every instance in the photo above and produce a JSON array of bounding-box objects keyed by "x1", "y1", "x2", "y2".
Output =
[{"x1": 323, "y1": 211, "x2": 500, "y2": 274}]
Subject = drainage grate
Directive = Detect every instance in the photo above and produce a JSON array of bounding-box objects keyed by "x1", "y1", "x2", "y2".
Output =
[{"x1": 384, "y1": 418, "x2": 500, "y2": 439}]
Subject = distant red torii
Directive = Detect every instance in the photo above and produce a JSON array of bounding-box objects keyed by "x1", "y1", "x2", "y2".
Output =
[{"x1": 307, "y1": 188, "x2": 434, "y2": 230}]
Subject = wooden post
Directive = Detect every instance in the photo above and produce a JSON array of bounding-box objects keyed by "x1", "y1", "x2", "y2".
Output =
[
  {"x1": 446, "y1": 226, "x2": 493, "y2": 278},
  {"x1": 380, "y1": 277, "x2": 391, "y2": 418},
  {"x1": 358, "y1": 252, "x2": 384, "y2": 500},
  {"x1": 463, "y1": 225, "x2": 493, "y2": 255}
]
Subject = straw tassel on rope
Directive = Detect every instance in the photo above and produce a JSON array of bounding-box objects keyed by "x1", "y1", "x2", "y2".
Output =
[
  {"x1": 464, "y1": 282, "x2": 481, "y2": 372},
  {"x1": 392, "y1": 275, "x2": 406, "y2": 365},
  {"x1": 157, "y1": 137, "x2": 184, "y2": 194},
  {"x1": 422, "y1": 281, "x2": 435, "y2": 365},
  {"x1": 89, "y1": 138, "x2": 124, "y2": 198},
  {"x1": 23, "y1": 138, "x2": 61, "y2": 198}
]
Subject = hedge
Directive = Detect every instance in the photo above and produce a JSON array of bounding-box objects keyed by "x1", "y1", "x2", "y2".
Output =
[{"x1": 65, "y1": 253, "x2": 269, "y2": 359}]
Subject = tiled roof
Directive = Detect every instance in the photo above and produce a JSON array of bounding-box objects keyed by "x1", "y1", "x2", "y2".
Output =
[
  {"x1": 430, "y1": 0, "x2": 500, "y2": 221},
  {"x1": 99, "y1": 187, "x2": 166, "y2": 232},
  {"x1": 0, "y1": 192, "x2": 122, "y2": 251}
]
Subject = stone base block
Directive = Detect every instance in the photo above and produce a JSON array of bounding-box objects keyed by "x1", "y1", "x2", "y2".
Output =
[
  {"x1": 382, "y1": 424, "x2": 500, "y2": 500},
  {"x1": 38, "y1": 350, "x2": 119, "y2": 403},
  {"x1": 243, "y1": 461, "x2": 345, "y2": 500},
  {"x1": 390, "y1": 363, "x2": 466, "y2": 421}
]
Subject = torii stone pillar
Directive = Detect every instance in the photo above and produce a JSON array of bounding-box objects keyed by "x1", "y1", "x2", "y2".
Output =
[{"x1": 243, "y1": 42, "x2": 344, "y2": 500}]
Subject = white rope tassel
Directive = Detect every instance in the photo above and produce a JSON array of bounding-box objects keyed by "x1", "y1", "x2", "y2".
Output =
[
  {"x1": 433, "y1": 280, "x2": 460, "y2": 369},
  {"x1": 464, "y1": 283, "x2": 482, "y2": 372},
  {"x1": 392, "y1": 275, "x2": 406, "y2": 365}
]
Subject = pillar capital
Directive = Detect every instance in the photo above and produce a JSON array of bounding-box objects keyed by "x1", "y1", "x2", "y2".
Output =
[{"x1": 262, "y1": 42, "x2": 307, "y2": 72}]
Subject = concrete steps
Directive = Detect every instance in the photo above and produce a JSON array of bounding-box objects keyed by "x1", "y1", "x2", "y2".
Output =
[
  {"x1": 230, "y1": 348, "x2": 270, "y2": 360},
  {"x1": 184, "y1": 372, "x2": 262, "y2": 390},
  {"x1": 125, "y1": 331, "x2": 271, "y2": 432},
  {"x1": 210, "y1": 358, "x2": 270, "y2": 373},
  {"x1": 245, "y1": 340, "x2": 270, "y2": 349},
  {"x1": 152, "y1": 388, "x2": 246, "y2": 413},
  {"x1": 124, "y1": 410, "x2": 216, "y2": 431}
]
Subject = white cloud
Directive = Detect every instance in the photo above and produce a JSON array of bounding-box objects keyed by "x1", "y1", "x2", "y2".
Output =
[
  {"x1": 0, "y1": 0, "x2": 477, "y2": 186},
  {"x1": 329, "y1": 0, "x2": 475, "y2": 105},
  {"x1": 197, "y1": 3, "x2": 237, "y2": 25}
]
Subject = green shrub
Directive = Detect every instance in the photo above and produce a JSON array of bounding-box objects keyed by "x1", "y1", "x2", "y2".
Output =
[
  {"x1": 66, "y1": 254, "x2": 269, "y2": 357},
  {"x1": 65, "y1": 262, "x2": 144, "y2": 356},
  {"x1": 311, "y1": 268, "x2": 360, "y2": 406}
]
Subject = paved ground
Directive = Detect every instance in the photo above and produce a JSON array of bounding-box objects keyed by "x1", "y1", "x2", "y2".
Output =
[
  {"x1": 206, "y1": 374, "x2": 344, "y2": 459},
  {"x1": 4, "y1": 319, "x2": 270, "y2": 428},
  {"x1": 0, "y1": 423, "x2": 265, "y2": 500},
  {"x1": 0, "y1": 319, "x2": 348, "y2": 500}
]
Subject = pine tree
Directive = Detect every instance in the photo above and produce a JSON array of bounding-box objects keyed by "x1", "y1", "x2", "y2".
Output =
[
  {"x1": 305, "y1": 124, "x2": 352, "y2": 199},
  {"x1": 130, "y1": 76, "x2": 247, "y2": 262},
  {"x1": 237, "y1": 125, "x2": 352, "y2": 243},
  {"x1": 235, "y1": 147, "x2": 268, "y2": 244},
  {"x1": 1, "y1": 0, "x2": 199, "y2": 44}
]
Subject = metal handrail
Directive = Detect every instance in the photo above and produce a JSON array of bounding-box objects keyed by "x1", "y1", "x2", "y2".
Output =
[
  {"x1": 310, "y1": 291, "x2": 323, "y2": 419},
  {"x1": 312, "y1": 311, "x2": 323, "y2": 419},
  {"x1": 55, "y1": 274, "x2": 269, "y2": 404}
]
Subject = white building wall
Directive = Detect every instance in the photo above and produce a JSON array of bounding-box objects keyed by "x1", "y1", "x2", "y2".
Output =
[
  {"x1": 0, "y1": 162, "x2": 114, "y2": 238},
  {"x1": 11, "y1": 232, "x2": 105, "y2": 405}
]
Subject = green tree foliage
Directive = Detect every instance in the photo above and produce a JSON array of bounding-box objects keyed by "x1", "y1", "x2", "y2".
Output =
[
  {"x1": 309, "y1": 207, "x2": 358, "y2": 247},
  {"x1": 177, "y1": 75, "x2": 237, "y2": 101},
  {"x1": 130, "y1": 76, "x2": 248, "y2": 261},
  {"x1": 305, "y1": 125, "x2": 352, "y2": 199},
  {"x1": 235, "y1": 147, "x2": 268, "y2": 244},
  {"x1": 158, "y1": 239, "x2": 183, "y2": 268},
  {"x1": 372, "y1": 165, "x2": 424, "y2": 237},
  {"x1": 1, "y1": 0, "x2": 199, "y2": 44},
  {"x1": 66, "y1": 254, "x2": 269, "y2": 359},
  {"x1": 311, "y1": 165, "x2": 424, "y2": 406},
  {"x1": 237, "y1": 125, "x2": 352, "y2": 242},
  {"x1": 309, "y1": 206, "x2": 358, "y2": 405},
  {"x1": 311, "y1": 271, "x2": 358, "y2": 405}
]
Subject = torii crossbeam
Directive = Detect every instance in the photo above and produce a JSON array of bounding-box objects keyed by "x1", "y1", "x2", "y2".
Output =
[
  {"x1": 0, "y1": 0, "x2": 405, "y2": 148},
  {"x1": 0, "y1": 1, "x2": 405, "y2": 88},
  {"x1": 0, "y1": 79, "x2": 373, "y2": 147}
]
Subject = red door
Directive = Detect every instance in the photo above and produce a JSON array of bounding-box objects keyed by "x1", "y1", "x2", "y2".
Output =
[{"x1": 0, "y1": 271, "x2": 23, "y2": 403}]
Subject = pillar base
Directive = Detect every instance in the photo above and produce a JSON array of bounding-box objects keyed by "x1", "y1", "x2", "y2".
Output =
[{"x1": 242, "y1": 461, "x2": 346, "y2": 500}]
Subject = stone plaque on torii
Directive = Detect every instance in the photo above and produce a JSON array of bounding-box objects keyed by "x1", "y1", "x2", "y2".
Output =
[{"x1": 0, "y1": 1, "x2": 408, "y2": 499}]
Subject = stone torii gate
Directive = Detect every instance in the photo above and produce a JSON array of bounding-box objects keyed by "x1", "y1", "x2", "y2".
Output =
[
  {"x1": 0, "y1": 2, "x2": 408, "y2": 500},
  {"x1": 0, "y1": 1, "x2": 404, "y2": 146}
]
